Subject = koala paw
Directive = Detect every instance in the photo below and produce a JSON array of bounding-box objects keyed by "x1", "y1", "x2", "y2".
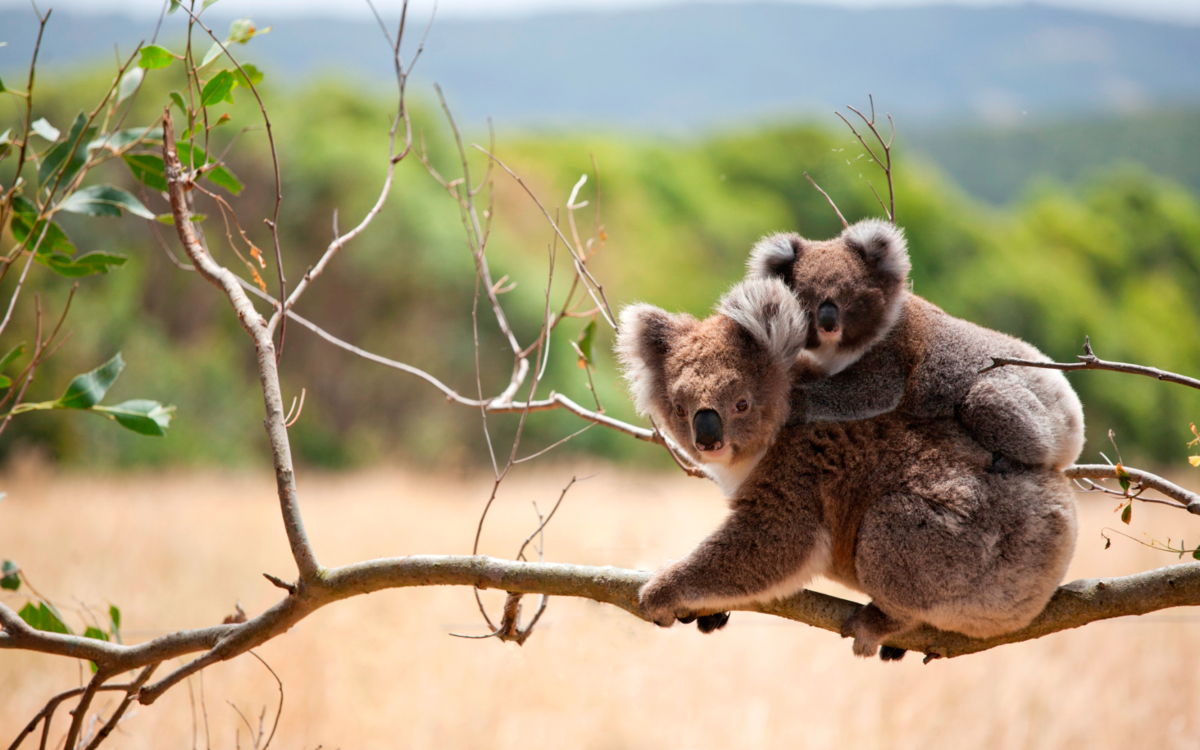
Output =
[
  {"x1": 638, "y1": 574, "x2": 685, "y2": 628},
  {"x1": 841, "y1": 603, "x2": 902, "y2": 659}
]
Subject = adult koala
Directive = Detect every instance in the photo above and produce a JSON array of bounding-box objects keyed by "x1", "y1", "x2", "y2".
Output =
[{"x1": 616, "y1": 278, "x2": 1077, "y2": 659}]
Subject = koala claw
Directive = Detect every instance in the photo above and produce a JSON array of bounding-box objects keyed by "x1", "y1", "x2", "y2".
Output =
[
  {"x1": 696, "y1": 612, "x2": 731, "y2": 633},
  {"x1": 878, "y1": 645, "x2": 907, "y2": 662}
]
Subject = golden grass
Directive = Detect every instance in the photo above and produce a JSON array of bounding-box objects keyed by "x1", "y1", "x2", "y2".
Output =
[{"x1": 4, "y1": 465, "x2": 1200, "y2": 749}]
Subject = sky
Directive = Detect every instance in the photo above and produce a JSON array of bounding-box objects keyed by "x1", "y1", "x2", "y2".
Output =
[{"x1": 0, "y1": 0, "x2": 1197, "y2": 25}]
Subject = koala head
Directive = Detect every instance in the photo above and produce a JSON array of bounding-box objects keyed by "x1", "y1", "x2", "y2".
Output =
[
  {"x1": 616, "y1": 278, "x2": 807, "y2": 479},
  {"x1": 747, "y1": 218, "x2": 910, "y2": 375}
]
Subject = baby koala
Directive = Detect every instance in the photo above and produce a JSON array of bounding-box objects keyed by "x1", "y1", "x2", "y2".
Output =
[
  {"x1": 748, "y1": 219, "x2": 1085, "y2": 472},
  {"x1": 617, "y1": 278, "x2": 1078, "y2": 658}
]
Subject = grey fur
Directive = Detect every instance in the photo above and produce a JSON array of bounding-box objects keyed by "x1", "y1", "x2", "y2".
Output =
[
  {"x1": 755, "y1": 218, "x2": 1085, "y2": 470},
  {"x1": 717, "y1": 277, "x2": 808, "y2": 367},
  {"x1": 617, "y1": 290, "x2": 1078, "y2": 658}
]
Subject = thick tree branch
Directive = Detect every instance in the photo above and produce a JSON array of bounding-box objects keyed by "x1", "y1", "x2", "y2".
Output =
[
  {"x1": 8, "y1": 554, "x2": 1200, "y2": 718},
  {"x1": 161, "y1": 111, "x2": 320, "y2": 583}
]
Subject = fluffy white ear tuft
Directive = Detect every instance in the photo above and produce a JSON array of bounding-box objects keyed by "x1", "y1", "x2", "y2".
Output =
[
  {"x1": 615, "y1": 304, "x2": 681, "y2": 419},
  {"x1": 718, "y1": 278, "x2": 809, "y2": 365},
  {"x1": 842, "y1": 219, "x2": 910, "y2": 282},
  {"x1": 746, "y1": 233, "x2": 801, "y2": 281}
]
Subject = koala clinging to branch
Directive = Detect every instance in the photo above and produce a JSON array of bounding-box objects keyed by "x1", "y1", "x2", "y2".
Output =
[
  {"x1": 748, "y1": 219, "x2": 1085, "y2": 472},
  {"x1": 617, "y1": 278, "x2": 1077, "y2": 658}
]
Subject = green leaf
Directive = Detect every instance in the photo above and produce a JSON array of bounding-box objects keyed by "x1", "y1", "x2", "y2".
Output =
[
  {"x1": 18, "y1": 602, "x2": 70, "y2": 635},
  {"x1": 117, "y1": 66, "x2": 144, "y2": 103},
  {"x1": 0, "y1": 560, "x2": 18, "y2": 591},
  {"x1": 0, "y1": 375, "x2": 10, "y2": 388},
  {"x1": 176, "y1": 143, "x2": 243, "y2": 195},
  {"x1": 577, "y1": 318, "x2": 597, "y2": 367},
  {"x1": 10, "y1": 196, "x2": 75, "y2": 255},
  {"x1": 123, "y1": 153, "x2": 167, "y2": 192},
  {"x1": 138, "y1": 45, "x2": 175, "y2": 69},
  {"x1": 232, "y1": 63, "x2": 263, "y2": 89},
  {"x1": 156, "y1": 213, "x2": 206, "y2": 224},
  {"x1": 1193, "y1": 549, "x2": 1200, "y2": 561},
  {"x1": 0, "y1": 343, "x2": 26, "y2": 371},
  {"x1": 58, "y1": 184, "x2": 155, "y2": 220},
  {"x1": 39, "y1": 112, "x2": 95, "y2": 188},
  {"x1": 36, "y1": 251, "x2": 127, "y2": 278},
  {"x1": 200, "y1": 41, "x2": 226, "y2": 68},
  {"x1": 30, "y1": 118, "x2": 59, "y2": 142},
  {"x1": 95, "y1": 399, "x2": 175, "y2": 436},
  {"x1": 170, "y1": 91, "x2": 187, "y2": 114},
  {"x1": 169, "y1": 0, "x2": 181, "y2": 13},
  {"x1": 56, "y1": 353, "x2": 125, "y2": 409},
  {"x1": 109, "y1": 605, "x2": 121, "y2": 632},
  {"x1": 88, "y1": 126, "x2": 161, "y2": 154},
  {"x1": 1121, "y1": 502, "x2": 1132, "y2": 525},
  {"x1": 200, "y1": 70, "x2": 236, "y2": 107},
  {"x1": 1115, "y1": 463, "x2": 1131, "y2": 493},
  {"x1": 0, "y1": 74, "x2": 5, "y2": 93},
  {"x1": 228, "y1": 18, "x2": 269, "y2": 45},
  {"x1": 202, "y1": 0, "x2": 221, "y2": 9},
  {"x1": 83, "y1": 625, "x2": 110, "y2": 642},
  {"x1": 0, "y1": 128, "x2": 11, "y2": 157}
]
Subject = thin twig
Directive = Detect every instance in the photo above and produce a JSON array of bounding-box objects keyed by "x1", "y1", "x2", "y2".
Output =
[
  {"x1": 804, "y1": 172, "x2": 849, "y2": 229},
  {"x1": 982, "y1": 335, "x2": 1200, "y2": 391}
]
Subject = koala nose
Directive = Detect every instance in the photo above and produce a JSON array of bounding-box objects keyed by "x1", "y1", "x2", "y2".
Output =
[
  {"x1": 817, "y1": 301, "x2": 840, "y2": 333},
  {"x1": 693, "y1": 409, "x2": 724, "y2": 452}
]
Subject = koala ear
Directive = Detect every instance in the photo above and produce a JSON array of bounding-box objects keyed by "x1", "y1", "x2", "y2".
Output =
[
  {"x1": 717, "y1": 277, "x2": 809, "y2": 365},
  {"x1": 843, "y1": 219, "x2": 911, "y2": 283},
  {"x1": 615, "y1": 304, "x2": 692, "y2": 418},
  {"x1": 746, "y1": 233, "x2": 803, "y2": 282}
]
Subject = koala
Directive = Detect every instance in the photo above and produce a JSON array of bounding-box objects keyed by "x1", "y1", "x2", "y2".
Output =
[
  {"x1": 747, "y1": 218, "x2": 1085, "y2": 472},
  {"x1": 616, "y1": 278, "x2": 1078, "y2": 658}
]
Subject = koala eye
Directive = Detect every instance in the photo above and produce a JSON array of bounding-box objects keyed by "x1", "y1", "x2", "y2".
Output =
[
  {"x1": 735, "y1": 399, "x2": 749, "y2": 413},
  {"x1": 675, "y1": 404, "x2": 686, "y2": 417}
]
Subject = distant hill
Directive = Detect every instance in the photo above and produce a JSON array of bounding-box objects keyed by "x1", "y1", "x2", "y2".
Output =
[
  {"x1": 2, "y1": 3, "x2": 1198, "y2": 203},
  {"x1": 2, "y1": 2, "x2": 1199, "y2": 130},
  {"x1": 907, "y1": 109, "x2": 1200, "y2": 203}
]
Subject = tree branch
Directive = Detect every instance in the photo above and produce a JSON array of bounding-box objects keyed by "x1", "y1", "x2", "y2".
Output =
[
  {"x1": 160, "y1": 110, "x2": 321, "y2": 583},
  {"x1": 1065, "y1": 464, "x2": 1200, "y2": 513},
  {"x1": 981, "y1": 336, "x2": 1200, "y2": 390}
]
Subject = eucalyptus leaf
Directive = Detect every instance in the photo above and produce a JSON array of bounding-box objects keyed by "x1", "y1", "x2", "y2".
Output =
[
  {"x1": 228, "y1": 18, "x2": 269, "y2": 44},
  {"x1": 36, "y1": 251, "x2": 127, "y2": 278},
  {"x1": 0, "y1": 128, "x2": 11, "y2": 157},
  {"x1": 117, "y1": 66, "x2": 144, "y2": 103},
  {"x1": 18, "y1": 602, "x2": 71, "y2": 635},
  {"x1": 123, "y1": 153, "x2": 167, "y2": 191},
  {"x1": 0, "y1": 343, "x2": 26, "y2": 371},
  {"x1": 109, "y1": 605, "x2": 121, "y2": 632},
  {"x1": 0, "y1": 74, "x2": 5, "y2": 93},
  {"x1": 83, "y1": 625, "x2": 110, "y2": 642},
  {"x1": 56, "y1": 353, "x2": 125, "y2": 409},
  {"x1": 30, "y1": 118, "x2": 59, "y2": 142},
  {"x1": 169, "y1": 0, "x2": 181, "y2": 13},
  {"x1": 39, "y1": 112, "x2": 95, "y2": 188},
  {"x1": 232, "y1": 63, "x2": 263, "y2": 89},
  {"x1": 95, "y1": 399, "x2": 176, "y2": 436},
  {"x1": 10, "y1": 196, "x2": 74, "y2": 255},
  {"x1": 88, "y1": 126, "x2": 161, "y2": 154},
  {"x1": 138, "y1": 45, "x2": 174, "y2": 69},
  {"x1": 170, "y1": 91, "x2": 187, "y2": 114},
  {"x1": 0, "y1": 560, "x2": 18, "y2": 591},
  {"x1": 58, "y1": 184, "x2": 155, "y2": 219},
  {"x1": 200, "y1": 41, "x2": 226, "y2": 68},
  {"x1": 0, "y1": 375, "x2": 10, "y2": 388},
  {"x1": 200, "y1": 70, "x2": 235, "y2": 107},
  {"x1": 176, "y1": 143, "x2": 243, "y2": 195}
]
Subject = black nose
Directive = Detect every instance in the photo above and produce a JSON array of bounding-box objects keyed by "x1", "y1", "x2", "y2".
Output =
[
  {"x1": 693, "y1": 409, "x2": 724, "y2": 451},
  {"x1": 817, "y1": 301, "x2": 839, "y2": 333}
]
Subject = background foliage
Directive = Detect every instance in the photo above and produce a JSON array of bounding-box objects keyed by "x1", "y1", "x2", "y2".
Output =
[{"x1": 2, "y1": 64, "x2": 1199, "y2": 470}]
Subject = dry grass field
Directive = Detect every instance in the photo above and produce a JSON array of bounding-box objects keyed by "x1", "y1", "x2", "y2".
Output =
[{"x1": 4, "y1": 463, "x2": 1200, "y2": 749}]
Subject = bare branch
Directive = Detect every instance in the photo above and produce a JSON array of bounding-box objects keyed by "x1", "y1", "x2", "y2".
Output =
[
  {"x1": 804, "y1": 172, "x2": 849, "y2": 229},
  {"x1": 161, "y1": 111, "x2": 320, "y2": 583},
  {"x1": 1065, "y1": 464, "x2": 1200, "y2": 513},
  {"x1": 982, "y1": 335, "x2": 1200, "y2": 390}
]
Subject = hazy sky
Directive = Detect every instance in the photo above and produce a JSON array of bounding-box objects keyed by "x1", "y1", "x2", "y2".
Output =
[{"x1": 0, "y1": 0, "x2": 1197, "y2": 24}]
